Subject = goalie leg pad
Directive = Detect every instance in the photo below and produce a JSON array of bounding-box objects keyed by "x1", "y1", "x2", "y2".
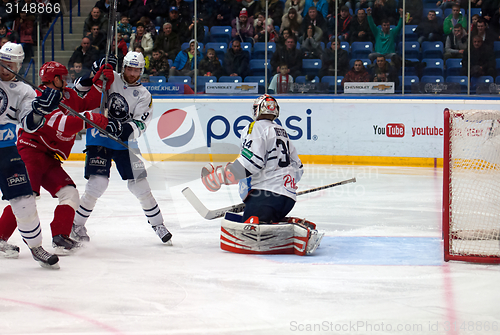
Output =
[
  {"x1": 128, "y1": 178, "x2": 164, "y2": 226},
  {"x1": 10, "y1": 195, "x2": 42, "y2": 248},
  {"x1": 74, "y1": 175, "x2": 109, "y2": 226},
  {"x1": 221, "y1": 213, "x2": 296, "y2": 254},
  {"x1": 220, "y1": 213, "x2": 324, "y2": 256}
]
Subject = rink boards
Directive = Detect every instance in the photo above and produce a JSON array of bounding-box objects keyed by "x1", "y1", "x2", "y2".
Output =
[{"x1": 69, "y1": 96, "x2": 500, "y2": 167}]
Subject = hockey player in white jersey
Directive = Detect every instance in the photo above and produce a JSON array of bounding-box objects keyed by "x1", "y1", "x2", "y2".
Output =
[
  {"x1": 0, "y1": 42, "x2": 60, "y2": 268},
  {"x1": 71, "y1": 52, "x2": 172, "y2": 244},
  {"x1": 201, "y1": 94, "x2": 323, "y2": 255}
]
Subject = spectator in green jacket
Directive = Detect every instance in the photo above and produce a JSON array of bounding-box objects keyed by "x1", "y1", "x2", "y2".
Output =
[
  {"x1": 367, "y1": 7, "x2": 403, "y2": 62},
  {"x1": 443, "y1": 5, "x2": 466, "y2": 36}
]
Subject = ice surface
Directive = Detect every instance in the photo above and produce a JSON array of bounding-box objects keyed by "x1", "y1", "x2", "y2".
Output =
[{"x1": 1, "y1": 162, "x2": 499, "y2": 335}]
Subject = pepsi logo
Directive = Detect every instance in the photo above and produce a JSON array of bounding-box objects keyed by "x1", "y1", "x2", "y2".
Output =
[{"x1": 157, "y1": 108, "x2": 195, "y2": 147}]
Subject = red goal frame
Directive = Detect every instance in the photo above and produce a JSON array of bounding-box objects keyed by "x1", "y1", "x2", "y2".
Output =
[{"x1": 443, "y1": 108, "x2": 500, "y2": 263}]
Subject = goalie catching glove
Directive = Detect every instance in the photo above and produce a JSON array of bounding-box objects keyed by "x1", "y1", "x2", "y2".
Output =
[
  {"x1": 92, "y1": 64, "x2": 114, "y2": 91},
  {"x1": 201, "y1": 163, "x2": 238, "y2": 192}
]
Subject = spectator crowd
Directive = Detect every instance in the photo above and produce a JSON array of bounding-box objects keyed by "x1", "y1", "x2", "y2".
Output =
[{"x1": 8, "y1": 0, "x2": 500, "y2": 93}]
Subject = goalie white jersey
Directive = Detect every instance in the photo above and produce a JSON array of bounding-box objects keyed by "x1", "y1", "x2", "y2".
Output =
[
  {"x1": 86, "y1": 71, "x2": 153, "y2": 150},
  {"x1": 0, "y1": 79, "x2": 37, "y2": 148},
  {"x1": 236, "y1": 119, "x2": 303, "y2": 200}
]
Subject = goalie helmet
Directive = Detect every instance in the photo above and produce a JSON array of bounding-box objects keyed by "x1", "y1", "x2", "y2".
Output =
[
  {"x1": 122, "y1": 51, "x2": 145, "y2": 76},
  {"x1": 252, "y1": 94, "x2": 279, "y2": 121},
  {"x1": 39, "y1": 61, "x2": 69, "y2": 83},
  {"x1": 0, "y1": 42, "x2": 24, "y2": 72}
]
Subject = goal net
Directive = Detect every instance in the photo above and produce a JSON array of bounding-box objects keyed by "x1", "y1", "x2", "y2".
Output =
[{"x1": 443, "y1": 109, "x2": 500, "y2": 263}]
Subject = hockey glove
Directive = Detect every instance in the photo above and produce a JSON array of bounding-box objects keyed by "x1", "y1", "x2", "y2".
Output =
[
  {"x1": 83, "y1": 112, "x2": 108, "y2": 130},
  {"x1": 105, "y1": 118, "x2": 123, "y2": 137},
  {"x1": 93, "y1": 64, "x2": 114, "y2": 90},
  {"x1": 32, "y1": 87, "x2": 63, "y2": 115},
  {"x1": 201, "y1": 163, "x2": 238, "y2": 192}
]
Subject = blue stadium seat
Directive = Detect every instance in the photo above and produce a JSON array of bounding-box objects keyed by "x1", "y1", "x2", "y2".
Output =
[
  {"x1": 446, "y1": 58, "x2": 462, "y2": 77},
  {"x1": 422, "y1": 58, "x2": 444, "y2": 77},
  {"x1": 249, "y1": 59, "x2": 271, "y2": 76},
  {"x1": 398, "y1": 75, "x2": 419, "y2": 93},
  {"x1": 210, "y1": 26, "x2": 232, "y2": 44},
  {"x1": 326, "y1": 41, "x2": 350, "y2": 53},
  {"x1": 302, "y1": 59, "x2": 322, "y2": 76},
  {"x1": 203, "y1": 26, "x2": 209, "y2": 44},
  {"x1": 446, "y1": 75, "x2": 468, "y2": 93},
  {"x1": 244, "y1": 76, "x2": 267, "y2": 93},
  {"x1": 421, "y1": 75, "x2": 444, "y2": 83},
  {"x1": 253, "y1": 42, "x2": 276, "y2": 59},
  {"x1": 351, "y1": 41, "x2": 373, "y2": 59},
  {"x1": 494, "y1": 41, "x2": 500, "y2": 58},
  {"x1": 471, "y1": 76, "x2": 495, "y2": 94},
  {"x1": 240, "y1": 42, "x2": 252, "y2": 58},
  {"x1": 404, "y1": 25, "x2": 418, "y2": 42},
  {"x1": 168, "y1": 76, "x2": 191, "y2": 84},
  {"x1": 422, "y1": 41, "x2": 444, "y2": 59},
  {"x1": 472, "y1": 75, "x2": 494, "y2": 88},
  {"x1": 218, "y1": 76, "x2": 243, "y2": 83},
  {"x1": 149, "y1": 76, "x2": 167, "y2": 83},
  {"x1": 470, "y1": 8, "x2": 482, "y2": 16},
  {"x1": 195, "y1": 76, "x2": 216, "y2": 92},
  {"x1": 398, "y1": 41, "x2": 420, "y2": 59},
  {"x1": 205, "y1": 42, "x2": 228, "y2": 60},
  {"x1": 295, "y1": 76, "x2": 320, "y2": 83},
  {"x1": 496, "y1": 75, "x2": 500, "y2": 84},
  {"x1": 321, "y1": 76, "x2": 343, "y2": 93}
]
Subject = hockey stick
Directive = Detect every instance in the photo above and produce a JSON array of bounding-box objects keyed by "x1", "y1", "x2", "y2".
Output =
[
  {"x1": 100, "y1": 0, "x2": 118, "y2": 117},
  {"x1": 182, "y1": 177, "x2": 357, "y2": 220},
  {"x1": 0, "y1": 61, "x2": 131, "y2": 150}
]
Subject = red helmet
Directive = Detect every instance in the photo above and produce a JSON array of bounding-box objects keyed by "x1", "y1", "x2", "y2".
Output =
[{"x1": 39, "y1": 61, "x2": 68, "y2": 83}]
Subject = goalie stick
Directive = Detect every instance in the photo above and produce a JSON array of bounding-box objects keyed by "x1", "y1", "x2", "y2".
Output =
[{"x1": 182, "y1": 177, "x2": 357, "y2": 220}]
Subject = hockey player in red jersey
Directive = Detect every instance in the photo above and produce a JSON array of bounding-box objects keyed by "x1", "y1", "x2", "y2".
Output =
[
  {"x1": 201, "y1": 94, "x2": 323, "y2": 255},
  {"x1": 0, "y1": 61, "x2": 111, "y2": 254}
]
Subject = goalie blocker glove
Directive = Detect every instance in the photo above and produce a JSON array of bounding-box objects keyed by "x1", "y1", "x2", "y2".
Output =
[
  {"x1": 201, "y1": 163, "x2": 238, "y2": 192},
  {"x1": 32, "y1": 87, "x2": 63, "y2": 115}
]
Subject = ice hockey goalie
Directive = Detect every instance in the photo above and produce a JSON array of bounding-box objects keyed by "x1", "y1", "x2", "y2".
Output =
[{"x1": 220, "y1": 212, "x2": 324, "y2": 256}]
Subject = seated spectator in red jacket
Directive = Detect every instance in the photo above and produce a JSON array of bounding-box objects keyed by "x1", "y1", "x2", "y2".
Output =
[{"x1": 341, "y1": 59, "x2": 371, "y2": 87}]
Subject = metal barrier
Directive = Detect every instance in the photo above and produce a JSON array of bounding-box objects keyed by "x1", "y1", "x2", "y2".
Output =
[
  {"x1": 23, "y1": 58, "x2": 36, "y2": 83},
  {"x1": 41, "y1": 12, "x2": 64, "y2": 64}
]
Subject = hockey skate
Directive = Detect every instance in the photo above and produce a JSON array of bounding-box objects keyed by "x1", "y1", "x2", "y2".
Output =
[
  {"x1": 30, "y1": 245, "x2": 59, "y2": 269},
  {"x1": 152, "y1": 224, "x2": 172, "y2": 245},
  {"x1": 52, "y1": 234, "x2": 82, "y2": 255},
  {"x1": 70, "y1": 224, "x2": 90, "y2": 242},
  {"x1": 306, "y1": 230, "x2": 325, "y2": 255},
  {"x1": 0, "y1": 239, "x2": 20, "y2": 258}
]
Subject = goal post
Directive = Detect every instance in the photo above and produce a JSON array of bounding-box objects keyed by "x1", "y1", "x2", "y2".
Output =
[{"x1": 443, "y1": 108, "x2": 500, "y2": 263}]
